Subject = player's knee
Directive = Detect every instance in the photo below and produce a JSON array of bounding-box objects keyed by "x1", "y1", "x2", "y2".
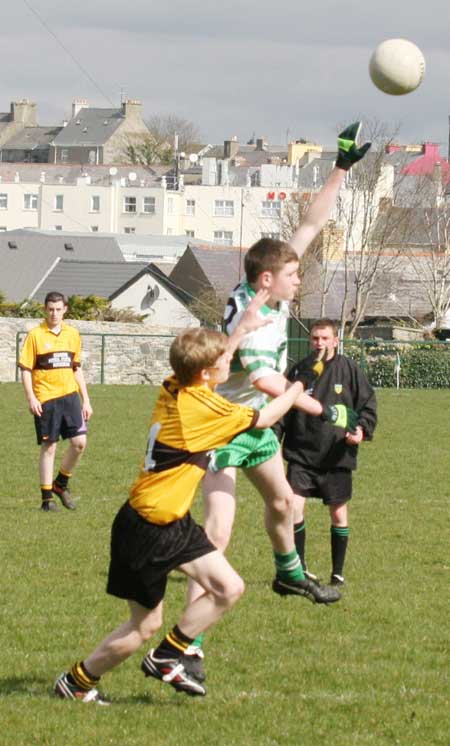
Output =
[
  {"x1": 140, "y1": 619, "x2": 162, "y2": 642},
  {"x1": 269, "y1": 492, "x2": 293, "y2": 519},
  {"x1": 221, "y1": 575, "x2": 245, "y2": 607},
  {"x1": 72, "y1": 438, "x2": 86, "y2": 454}
]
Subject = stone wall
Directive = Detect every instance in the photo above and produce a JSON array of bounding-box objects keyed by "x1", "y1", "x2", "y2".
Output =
[{"x1": 0, "y1": 317, "x2": 177, "y2": 385}]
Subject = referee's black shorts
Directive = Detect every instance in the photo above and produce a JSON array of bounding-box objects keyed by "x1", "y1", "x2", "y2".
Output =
[
  {"x1": 34, "y1": 392, "x2": 86, "y2": 445},
  {"x1": 287, "y1": 463, "x2": 352, "y2": 505},
  {"x1": 107, "y1": 502, "x2": 216, "y2": 610}
]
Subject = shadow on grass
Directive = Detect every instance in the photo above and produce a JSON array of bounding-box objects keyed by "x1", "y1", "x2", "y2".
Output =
[
  {"x1": 0, "y1": 676, "x2": 195, "y2": 708},
  {"x1": 0, "y1": 674, "x2": 50, "y2": 696}
]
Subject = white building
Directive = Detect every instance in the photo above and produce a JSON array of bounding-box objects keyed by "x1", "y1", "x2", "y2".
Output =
[{"x1": 0, "y1": 156, "x2": 395, "y2": 252}]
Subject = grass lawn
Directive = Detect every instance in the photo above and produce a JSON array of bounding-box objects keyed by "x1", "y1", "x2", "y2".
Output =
[{"x1": 0, "y1": 383, "x2": 449, "y2": 746}]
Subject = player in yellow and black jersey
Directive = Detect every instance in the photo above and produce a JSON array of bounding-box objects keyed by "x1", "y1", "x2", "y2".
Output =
[
  {"x1": 54, "y1": 291, "x2": 305, "y2": 702},
  {"x1": 19, "y1": 291, "x2": 92, "y2": 512}
]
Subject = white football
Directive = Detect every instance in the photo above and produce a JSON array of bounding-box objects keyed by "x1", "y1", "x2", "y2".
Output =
[{"x1": 369, "y1": 38, "x2": 425, "y2": 95}]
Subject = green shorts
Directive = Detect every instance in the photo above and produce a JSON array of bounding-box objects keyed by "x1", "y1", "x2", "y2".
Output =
[{"x1": 209, "y1": 427, "x2": 279, "y2": 472}]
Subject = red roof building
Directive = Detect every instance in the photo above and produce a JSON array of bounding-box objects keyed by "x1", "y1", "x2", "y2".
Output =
[{"x1": 390, "y1": 142, "x2": 450, "y2": 183}]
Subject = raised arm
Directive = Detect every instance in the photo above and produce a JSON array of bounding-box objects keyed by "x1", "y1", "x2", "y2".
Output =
[{"x1": 289, "y1": 122, "x2": 371, "y2": 259}]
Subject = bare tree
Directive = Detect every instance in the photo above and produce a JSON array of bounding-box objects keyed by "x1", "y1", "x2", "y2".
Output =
[
  {"x1": 280, "y1": 121, "x2": 409, "y2": 334},
  {"x1": 334, "y1": 120, "x2": 415, "y2": 337},
  {"x1": 146, "y1": 114, "x2": 202, "y2": 154},
  {"x1": 122, "y1": 114, "x2": 202, "y2": 167},
  {"x1": 403, "y1": 176, "x2": 450, "y2": 328},
  {"x1": 282, "y1": 191, "x2": 344, "y2": 317},
  {"x1": 124, "y1": 134, "x2": 173, "y2": 166}
]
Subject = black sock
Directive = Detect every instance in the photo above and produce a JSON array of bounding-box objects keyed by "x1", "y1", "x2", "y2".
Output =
[
  {"x1": 154, "y1": 625, "x2": 194, "y2": 659},
  {"x1": 68, "y1": 661, "x2": 100, "y2": 690},
  {"x1": 331, "y1": 525, "x2": 349, "y2": 577},
  {"x1": 294, "y1": 520, "x2": 306, "y2": 570},
  {"x1": 41, "y1": 486, "x2": 53, "y2": 504},
  {"x1": 55, "y1": 470, "x2": 70, "y2": 489}
]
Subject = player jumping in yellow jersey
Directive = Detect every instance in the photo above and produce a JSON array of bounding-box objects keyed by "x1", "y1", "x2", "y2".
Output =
[{"x1": 54, "y1": 290, "x2": 306, "y2": 701}]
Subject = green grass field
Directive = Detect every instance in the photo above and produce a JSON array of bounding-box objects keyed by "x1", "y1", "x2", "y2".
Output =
[{"x1": 1, "y1": 383, "x2": 449, "y2": 746}]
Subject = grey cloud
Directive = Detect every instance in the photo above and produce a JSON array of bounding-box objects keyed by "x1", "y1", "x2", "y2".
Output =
[{"x1": 0, "y1": 1, "x2": 448, "y2": 151}]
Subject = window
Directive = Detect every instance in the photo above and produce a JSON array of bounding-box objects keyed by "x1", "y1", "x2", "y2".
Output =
[
  {"x1": 91, "y1": 225, "x2": 99, "y2": 232},
  {"x1": 142, "y1": 196, "x2": 156, "y2": 214},
  {"x1": 91, "y1": 195, "x2": 100, "y2": 212},
  {"x1": 0, "y1": 226, "x2": 6, "y2": 231},
  {"x1": 261, "y1": 232, "x2": 280, "y2": 240},
  {"x1": 0, "y1": 194, "x2": 7, "y2": 210},
  {"x1": 54, "y1": 225, "x2": 62, "y2": 231},
  {"x1": 24, "y1": 193, "x2": 38, "y2": 210},
  {"x1": 214, "y1": 199, "x2": 234, "y2": 217},
  {"x1": 185, "y1": 230, "x2": 195, "y2": 238},
  {"x1": 213, "y1": 230, "x2": 233, "y2": 246},
  {"x1": 167, "y1": 227, "x2": 173, "y2": 235},
  {"x1": 88, "y1": 150, "x2": 96, "y2": 165},
  {"x1": 186, "y1": 199, "x2": 196, "y2": 216},
  {"x1": 261, "y1": 200, "x2": 281, "y2": 217},
  {"x1": 124, "y1": 196, "x2": 137, "y2": 213},
  {"x1": 54, "y1": 194, "x2": 64, "y2": 211},
  {"x1": 60, "y1": 149, "x2": 69, "y2": 163},
  {"x1": 124, "y1": 226, "x2": 136, "y2": 234},
  {"x1": 167, "y1": 197, "x2": 174, "y2": 215}
]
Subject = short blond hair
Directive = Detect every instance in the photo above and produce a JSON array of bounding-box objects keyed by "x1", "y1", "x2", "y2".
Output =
[{"x1": 169, "y1": 328, "x2": 228, "y2": 386}]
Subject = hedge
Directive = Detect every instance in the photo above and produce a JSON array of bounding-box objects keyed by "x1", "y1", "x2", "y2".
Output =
[{"x1": 344, "y1": 342, "x2": 450, "y2": 389}]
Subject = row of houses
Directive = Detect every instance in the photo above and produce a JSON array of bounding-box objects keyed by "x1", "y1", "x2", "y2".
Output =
[
  {"x1": 2, "y1": 96, "x2": 450, "y2": 334},
  {"x1": 0, "y1": 99, "x2": 149, "y2": 165},
  {"x1": 0, "y1": 152, "x2": 445, "y2": 249},
  {"x1": 1, "y1": 227, "x2": 447, "y2": 334}
]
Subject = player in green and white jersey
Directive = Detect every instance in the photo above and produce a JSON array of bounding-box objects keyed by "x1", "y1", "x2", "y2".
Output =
[
  {"x1": 183, "y1": 123, "x2": 371, "y2": 682},
  {"x1": 217, "y1": 281, "x2": 289, "y2": 409}
]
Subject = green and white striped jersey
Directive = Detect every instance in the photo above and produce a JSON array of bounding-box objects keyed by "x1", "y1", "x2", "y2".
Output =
[{"x1": 217, "y1": 281, "x2": 289, "y2": 408}]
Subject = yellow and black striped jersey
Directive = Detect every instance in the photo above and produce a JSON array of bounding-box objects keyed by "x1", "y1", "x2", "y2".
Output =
[
  {"x1": 18, "y1": 321, "x2": 81, "y2": 403},
  {"x1": 129, "y1": 376, "x2": 258, "y2": 525}
]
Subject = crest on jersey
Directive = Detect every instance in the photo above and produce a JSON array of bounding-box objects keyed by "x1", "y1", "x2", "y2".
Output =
[{"x1": 334, "y1": 384, "x2": 343, "y2": 394}]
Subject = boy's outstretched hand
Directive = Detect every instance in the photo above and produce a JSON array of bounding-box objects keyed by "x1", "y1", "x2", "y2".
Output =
[
  {"x1": 239, "y1": 289, "x2": 273, "y2": 334},
  {"x1": 336, "y1": 122, "x2": 371, "y2": 171}
]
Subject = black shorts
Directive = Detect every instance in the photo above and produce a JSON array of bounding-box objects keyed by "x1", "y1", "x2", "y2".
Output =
[
  {"x1": 34, "y1": 392, "x2": 86, "y2": 445},
  {"x1": 287, "y1": 463, "x2": 352, "y2": 505},
  {"x1": 106, "y1": 502, "x2": 216, "y2": 610}
]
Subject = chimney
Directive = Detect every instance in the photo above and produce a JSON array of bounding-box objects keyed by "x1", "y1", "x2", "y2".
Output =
[
  {"x1": 121, "y1": 99, "x2": 143, "y2": 121},
  {"x1": 10, "y1": 100, "x2": 37, "y2": 126},
  {"x1": 72, "y1": 99, "x2": 88, "y2": 118},
  {"x1": 224, "y1": 137, "x2": 239, "y2": 159}
]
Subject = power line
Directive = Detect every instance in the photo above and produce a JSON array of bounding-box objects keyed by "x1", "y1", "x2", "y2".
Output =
[{"x1": 22, "y1": 0, "x2": 115, "y2": 106}]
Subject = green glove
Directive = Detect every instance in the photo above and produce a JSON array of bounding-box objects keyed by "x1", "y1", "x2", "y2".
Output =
[
  {"x1": 321, "y1": 404, "x2": 358, "y2": 432},
  {"x1": 336, "y1": 122, "x2": 371, "y2": 171}
]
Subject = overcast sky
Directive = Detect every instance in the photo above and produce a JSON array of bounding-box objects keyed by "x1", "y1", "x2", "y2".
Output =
[{"x1": 2, "y1": 1, "x2": 449, "y2": 152}]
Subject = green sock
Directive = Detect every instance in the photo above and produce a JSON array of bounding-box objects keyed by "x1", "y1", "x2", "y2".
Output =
[
  {"x1": 331, "y1": 525, "x2": 349, "y2": 578},
  {"x1": 274, "y1": 549, "x2": 305, "y2": 582},
  {"x1": 192, "y1": 633, "x2": 205, "y2": 649}
]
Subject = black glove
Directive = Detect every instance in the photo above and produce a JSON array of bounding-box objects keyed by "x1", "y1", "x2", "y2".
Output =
[
  {"x1": 336, "y1": 122, "x2": 371, "y2": 171},
  {"x1": 321, "y1": 404, "x2": 358, "y2": 432}
]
